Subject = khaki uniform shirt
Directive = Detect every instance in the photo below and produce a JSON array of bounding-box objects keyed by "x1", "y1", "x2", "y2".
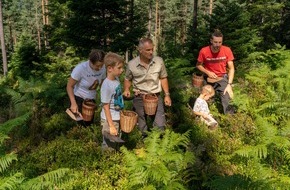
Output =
[{"x1": 125, "y1": 56, "x2": 168, "y2": 94}]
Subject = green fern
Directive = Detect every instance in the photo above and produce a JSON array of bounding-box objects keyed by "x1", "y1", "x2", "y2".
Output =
[
  {"x1": 0, "y1": 153, "x2": 18, "y2": 174},
  {"x1": 121, "y1": 129, "x2": 194, "y2": 190},
  {"x1": 0, "y1": 112, "x2": 31, "y2": 135},
  {"x1": 0, "y1": 133, "x2": 24, "y2": 189},
  {"x1": 0, "y1": 172, "x2": 24, "y2": 190},
  {"x1": 20, "y1": 168, "x2": 72, "y2": 190}
]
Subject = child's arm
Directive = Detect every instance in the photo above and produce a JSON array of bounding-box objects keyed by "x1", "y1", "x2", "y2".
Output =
[
  {"x1": 103, "y1": 103, "x2": 118, "y2": 136},
  {"x1": 193, "y1": 111, "x2": 208, "y2": 119}
]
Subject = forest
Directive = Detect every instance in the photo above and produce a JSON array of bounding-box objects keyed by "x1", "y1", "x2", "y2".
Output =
[{"x1": 0, "y1": 0, "x2": 290, "y2": 189}]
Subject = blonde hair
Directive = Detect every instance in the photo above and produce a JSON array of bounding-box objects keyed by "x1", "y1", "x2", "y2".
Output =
[
  {"x1": 104, "y1": 52, "x2": 124, "y2": 68},
  {"x1": 202, "y1": 85, "x2": 215, "y2": 97}
]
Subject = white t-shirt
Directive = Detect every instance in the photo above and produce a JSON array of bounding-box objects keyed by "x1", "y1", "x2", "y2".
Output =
[
  {"x1": 193, "y1": 97, "x2": 210, "y2": 115},
  {"x1": 100, "y1": 78, "x2": 124, "y2": 120},
  {"x1": 71, "y1": 60, "x2": 106, "y2": 100}
]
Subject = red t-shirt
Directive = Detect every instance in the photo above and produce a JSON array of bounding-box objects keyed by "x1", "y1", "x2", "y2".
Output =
[{"x1": 197, "y1": 45, "x2": 234, "y2": 77}]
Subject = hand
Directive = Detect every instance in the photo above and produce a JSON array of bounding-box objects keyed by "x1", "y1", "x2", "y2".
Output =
[
  {"x1": 207, "y1": 71, "x2": 218, "y2": 79},
  {"x1": 123, "y1": 90, "x2": 131, "y2": 98},
  {"x1": 109, "y1": 126, "x2": 118, "y2": 136},
  {"x1": 202, "y1": 113, "x2": 209, "y2": 119},
  {"x1": 70, "y1": 103, "x2": 79, "y2": 114},
  {"x1": 224, "y1": 84, "x2": 234, "y2": 99},
  {"x1": 164, "y1": 96, "x2": 172, "y2": 106}
]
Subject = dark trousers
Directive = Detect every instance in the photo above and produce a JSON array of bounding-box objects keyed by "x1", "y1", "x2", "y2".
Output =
[
  {"x1": 133, "y1": 94, "x2": 165, "y2": 136},
  {"x1": 207, "y1": 75, "x2": 232, "y2": 114}
]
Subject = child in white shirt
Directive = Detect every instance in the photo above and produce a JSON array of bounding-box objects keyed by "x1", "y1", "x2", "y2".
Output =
[{"x1": 193, "y1": 85, "x2": 218, "y2": 130}]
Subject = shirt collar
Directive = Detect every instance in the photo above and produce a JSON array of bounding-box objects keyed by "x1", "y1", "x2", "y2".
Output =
[{"x1": 136, "y1": 56, "x2": 155, "y2": 67}]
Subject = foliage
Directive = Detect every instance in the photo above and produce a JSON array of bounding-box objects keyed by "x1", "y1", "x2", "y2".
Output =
[
  {"x1": 204, "y1": 49, "x2": 290, "y2": 189},
  {"x1": 0, "y1": 132, "x2": 72, "y2": 190},
  {"x1": 165, "y1": 58, "x2": 196, "y2": 132},
  {"x1": 20, "y1": 168, "x2": 72, "y2": 190},
  {"x1": 158, "y1": 0, "x2": 194, "y2": 58},
  {"x1": 0, "y1": 112, "x2": 30, "y2": 136},
  {"x1": 8, "y1": 35, "x2": 40, "y2": 80},
  {"x1": 121, "y1": 129, "x2": 194, "y2": 189},
  {"x1": 234, "y1": 47, "x2": 290, "y2": 123},
  {"x1": 0, "y1": 133, "x2": 23, "y2": 189},
  {"x1": 15, "y1": 133, "x2": 101, "y2": 178},
  {"x1": 241, "y1": 0, "x2": 286, "y2": 50},
  {"x1": 49, "y1": 0, "x2": 146, "y2": 56},
  {"x1": 59, "y1": 153, "x2": 128, "y2": 190},
  {"x1": 1, "y1": 1, "x2": 290, "y2": 189},
  {"x1": 207, "y1": 0, "x2": 260, "y2": 60}
]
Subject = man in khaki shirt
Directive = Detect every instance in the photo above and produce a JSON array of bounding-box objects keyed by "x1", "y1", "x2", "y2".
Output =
[{"x1": 123, "y1": 38, "x2": 171, "y2": 137}]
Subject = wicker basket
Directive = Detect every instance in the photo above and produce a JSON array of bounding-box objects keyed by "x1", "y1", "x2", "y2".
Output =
[
  {"x1": 143, "y1": 93, "x2": 158, "y2": 115},
  {"x1": 82, "y1": 99, "x2": 96, "y2": 121},
  {"x1": 192, "y1": 73, "x2": 204, "y2": 88},
  {"x1": 120, "y1": 110, "x2": 138, "y2": 133}
]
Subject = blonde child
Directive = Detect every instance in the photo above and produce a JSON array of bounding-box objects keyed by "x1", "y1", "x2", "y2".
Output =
[
  {"x1": 193, "y1": 85, "x2": 218, "y2": 130},
  {"x1": 100, "y1": 52, "x2": 125, "y2": 149}
]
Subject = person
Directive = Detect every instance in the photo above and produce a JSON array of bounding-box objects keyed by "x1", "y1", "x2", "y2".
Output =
[
  {"x1": 193, "y1": 85, "x2": 218, "y2": 130},
  {"x1": 196, "y1": 29, "x2": 235, "y2": 114},
  {"x1": 100, "y1": 52, "x2": 125, "y2": 150},
  {"x1": 66, "y1": 49, "x2": 106, "y2": 126},
  {"x1": 123, "y1": 37, "x2": 172, "y2": 138}
]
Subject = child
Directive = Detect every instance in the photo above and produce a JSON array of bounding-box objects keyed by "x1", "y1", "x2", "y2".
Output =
[
  {"x1": 193, "y1": 84, "x2": 218, "y2": 130},
  {"x1": 100, "y1": 52, "x2": 125, "y2": 150}
]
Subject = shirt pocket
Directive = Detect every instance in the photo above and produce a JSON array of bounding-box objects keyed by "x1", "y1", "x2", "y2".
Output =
[{"x1": 149, "y1": 71, "x2": 160, "y2": 79}]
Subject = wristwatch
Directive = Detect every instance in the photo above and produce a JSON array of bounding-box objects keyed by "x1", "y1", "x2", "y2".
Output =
[{"x1": 165, "y1": 92, "x2": 170, "y2": 96}]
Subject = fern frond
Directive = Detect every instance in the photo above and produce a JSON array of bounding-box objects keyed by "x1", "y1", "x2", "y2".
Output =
[
  {"x1": 207, "y1": 174, "x2": 251, "y2": 190},
  {"x1": 0, "y1": 153, "x2": 18, "y2": 173},
  {"x1": 0, "y1": 133, "x2": 9, "y2": 145},
  {"x1": 0, "y1": 112, "x2": 31, "y2": 135},
  {"x1": 0, "y1": 172, "x2": 24, "y2": 190},
  {"x1": 21, "y1": 168, "x2": 71, "y2": 190},
  {"x1": 234, "y1": 144, "x2": 268, "y2": 159},
  {"x1": 121, "y1": 129, "x2": 193, "y2": 189},
  {"x1": 4, "y1": 88, "x2": 23, "y2": 105}
]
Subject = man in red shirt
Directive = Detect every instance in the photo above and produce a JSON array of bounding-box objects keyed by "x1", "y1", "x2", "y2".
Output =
[{"x1": 196, "y1": 29, "x2": 235, "y2": 114}]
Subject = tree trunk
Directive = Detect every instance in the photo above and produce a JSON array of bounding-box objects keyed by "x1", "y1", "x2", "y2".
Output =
[
  {"x1": 128, "y1": 0, "x2": 134, "y2": 60},
  {"x1": 0, "y1": 0, "x2": 7, "y2": 76},
  {"x1": 42, "y1": 0, "x2": 49, "y2": 47},
  {"x1": 209, "y1": 0, "x2": 213, "y2": 15},
  {"x1": 36, "y1": 4, "x2": 41, "y2": 51},
  {"x1": 193, "y1": 0, "x2": 198, "y2": 30},
  {"x1": 154, "y1": 0, "x2": 158, "y2": 52},
  {"x1": 148, "y1": 0, "x2": 152, "y2": 37}
]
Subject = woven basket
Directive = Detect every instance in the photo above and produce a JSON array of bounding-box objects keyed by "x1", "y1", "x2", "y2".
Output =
[
  {"x1": 120, "y1": 110, "x2": 138, "y2": 133},
  {"x1": 143, "y1": 93, "x2": 158, "y2": 115},
  {"x1": 82, "y1": 100, "x2": 96, "y2": 121},
  {"x1": 192, "y1": 73, "x2": 204, "y2": 88}
]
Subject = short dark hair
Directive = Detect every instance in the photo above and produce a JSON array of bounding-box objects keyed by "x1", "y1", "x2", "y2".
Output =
[
  {"x1": 89, "y1": 49, "x2": 105, "y2": 64},
  {"x1": 211, "y1": 29, "x2": 223, "y2": 39}
]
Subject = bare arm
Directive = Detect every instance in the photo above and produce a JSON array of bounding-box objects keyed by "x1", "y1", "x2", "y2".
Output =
[
  {"x1": 160, "y1": 77, "x2": 171, "y2": 106},
  {"x1": 103, "y1": 103, "x2": 118, "y2": 136},
  {"x1": 224, "y1": 60, "x2": 235, "y2": 98},
  {"x1": 66, "y1": 77, "x2": 79, "y2": 113},
  {"x1": 123, "y1": 78, "x2": 132, "y2": 97},
  {"x1": 196, "y1": 62, "x2": 217, "y2": 79},
  {"x1": 193, "y1": 111, "x2": 209, "y2": 119},
  {"x1": 227, "y1": 60, "x2": 235, "y2": 84}
]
